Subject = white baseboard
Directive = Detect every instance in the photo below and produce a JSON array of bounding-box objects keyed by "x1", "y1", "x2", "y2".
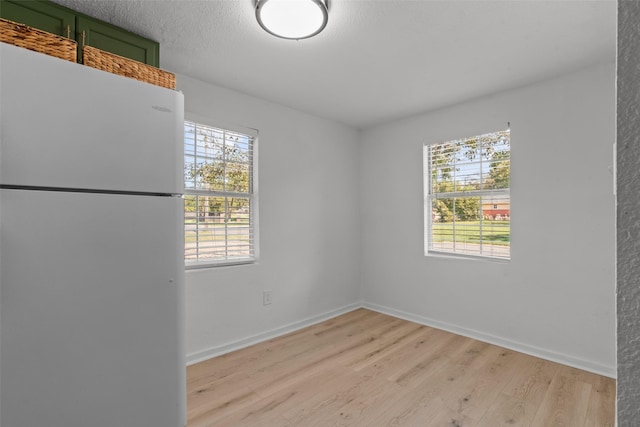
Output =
[
  {"x1": 362, "y1": 302, "x2": 616, "y2": 379},
  {"x1": 186, "y1": 302, "x2": 362, "y2": 366}
]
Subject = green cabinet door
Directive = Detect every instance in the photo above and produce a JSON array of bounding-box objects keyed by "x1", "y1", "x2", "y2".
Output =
[
  {"x1": 1, "y1": 0, "x2": 75, "y2": 37},
  {"x1": 1, "y1": 0, "x2": 159, "y2": 67},
  {"x1": 77, "y1": 16, "x2": 159, "y2": 67}
]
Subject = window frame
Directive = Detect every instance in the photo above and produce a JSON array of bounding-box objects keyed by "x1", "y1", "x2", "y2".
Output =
[
  {"x1": 424, "y1": 129, "x2": 510, "y2": 262},
  {"x1": 183, "y1": 113, "x2": 259, "y2": 269}
]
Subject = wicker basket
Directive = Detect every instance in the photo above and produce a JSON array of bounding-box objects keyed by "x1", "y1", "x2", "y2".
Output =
[
  {"x1": 83, "y1": 45, "x2": 175, "y2": 90},
  {"x1": 0, "y1": 18, "x2": 77, "y2": 62}
]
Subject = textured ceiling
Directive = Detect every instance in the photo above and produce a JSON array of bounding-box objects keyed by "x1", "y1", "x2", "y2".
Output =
[{"x1": 52, "y1": 0, "x2": 616, "y2": 129}]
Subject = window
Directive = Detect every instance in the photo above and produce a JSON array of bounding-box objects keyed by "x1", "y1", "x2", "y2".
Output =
[
  {"x1": 183, "y1": 120, "x2": 257, "y2": 267},
  {"x1": 425, "y1": 129, "x2": 510, "y2": 260}
]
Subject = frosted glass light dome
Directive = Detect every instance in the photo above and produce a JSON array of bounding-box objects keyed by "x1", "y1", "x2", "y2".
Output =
[{"x1": 256, "y1": 0, "x2": 328, "y2": 40}]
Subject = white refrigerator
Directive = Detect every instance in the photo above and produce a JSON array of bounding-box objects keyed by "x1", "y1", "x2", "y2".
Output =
[{"x1": 0, "y1": 43, "x2": 186, "y2": 427}]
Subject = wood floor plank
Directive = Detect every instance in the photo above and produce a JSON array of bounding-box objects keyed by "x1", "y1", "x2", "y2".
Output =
[
  {"x1": 186, "y1": 309, "x2": 615, "y2": 427},
  {"x1": 203, "y1": 395, "x2": 295, "y2": 427},
  {"x1": 530, "y1": 373, "x2": 593, "y2": 426},
  {"x1": 245, "y1": 312, "x2": 396, "y2": 382},
  {"x1": 584, "y1": 375, "x2": 616, "y2": 427},
  {"x1": 501, "y1": 357, "x2": 559, "y2": 409},
  {"x1": 188, "y1": 371, "x2": 253, "y2": 410},
  {"x1": 188, "y1": 388, "x2": 263, "y2": 427},
  {"x1": 294, "y1": 372, "x2": 405, "y2": 427},
  {"x1": 439, "y1": 346, "x2": 522, "y2": 421},
  {"x1": 476, "y1": 392, "x2": 540, "y2": 426},
  {"x1": 388, "y1": 333, "x2": 470, "y2": 387},
  {"x1": 247, "y1": 329, "x2": 400, "y2": 397},
  {"x1": 341, "y1": 321, "x2": 427, "y2": 370},
  {"x1": 248, "y1": 366, "x2": 352, "y2": 420}
]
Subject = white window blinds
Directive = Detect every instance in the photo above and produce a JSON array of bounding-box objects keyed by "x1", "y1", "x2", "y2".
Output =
[
  {"x1": 425, "y1": 130, "x2": 510, "y2": 260},
  {"x1": 184, "y1": 120, "x2": 257, "y2": 267}
]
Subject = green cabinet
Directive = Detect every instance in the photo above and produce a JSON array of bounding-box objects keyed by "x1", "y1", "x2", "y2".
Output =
[
  {"x1": 77, "y1": 16, "x2": 158, "y2": 66},
  {"x1": 1, "y1": 0, "x2": 74, "y2": 37},
  {"x1": 0, "y1": 0, "x2": 159, "y2": 67}
]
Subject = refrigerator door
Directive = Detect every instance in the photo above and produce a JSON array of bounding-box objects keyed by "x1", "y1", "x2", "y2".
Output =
[
  {"x1": 0, "y1": 189, "x2": 185, "y2": 427},
  {"x1": 0, "y1": 43, "x2": 183, "y2": 195}
]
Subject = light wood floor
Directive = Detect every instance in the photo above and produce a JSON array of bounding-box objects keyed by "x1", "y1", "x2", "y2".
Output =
[{"x1": 187, "y1": 309, "x2": 615, "y2": 427}]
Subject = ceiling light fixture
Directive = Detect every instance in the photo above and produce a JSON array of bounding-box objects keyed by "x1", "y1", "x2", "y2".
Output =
[{"x1": 255, "y1": 0, "x2": 329, "y2": 40}]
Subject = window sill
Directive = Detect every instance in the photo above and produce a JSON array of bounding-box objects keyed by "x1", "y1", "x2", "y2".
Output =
[
  {"x1": 426, "y1": 251, "x2": 510, "y2": 263},
  {"x1": 185, "y1": 258, "x2": 256, "y2": 270}
]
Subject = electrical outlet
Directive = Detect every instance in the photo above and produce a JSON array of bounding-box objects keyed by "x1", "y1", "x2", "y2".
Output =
[{"x1": 263, "y1": 290, "x2": 273, "y2": 305}]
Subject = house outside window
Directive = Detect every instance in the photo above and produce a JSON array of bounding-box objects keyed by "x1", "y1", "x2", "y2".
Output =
[
  {"x1": 184, "y1": 119, "x2": 258, "y2": 267},
  {"x1": 425, "y1": 129, "x2": 510, "y2": 260}
]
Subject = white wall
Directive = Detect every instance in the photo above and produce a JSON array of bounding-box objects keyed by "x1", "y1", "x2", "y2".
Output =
[
  {"x1": 177, "y1": 75, "x2": 362, "y2": 363},
  {"x1": 359, "y1": 63, "x2": 616, "y2": 376}
]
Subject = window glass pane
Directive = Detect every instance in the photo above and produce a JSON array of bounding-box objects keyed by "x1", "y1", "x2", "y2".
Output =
[
  {"x1": 196, "y1": 159, "x2": 225, "y2": 191},
  {"x1": 481, "y1": 195, "x2": 510, "y2": 258},
  {"x1": 195, "y1": 195, "x2": 227, "y2": 261},
  {"x1": 486, "y1": 153, "x2": 510, "y2": 189},
  {"x1": 226, "y1": 196, "x2": 252, "y2": 259},
  {"x1": 184, "y1": 124, "x2": 196, "y2": 189},
  {"x1": 184, "y1": 195, "x2": 198, "y2": 261},
  {"x1": 455, "y1": 161, "x2": 482, "y2": 192},
  {"x1": 431, "y1": 198, "x2": 454, "y2": 252},
  {"x1": 184, "y1": 195, "x2": 253, "y2": 263},
  {"x1": 454, "y1": 196, "x2": 481, "y2": 221},
  {"x1": 184, "y1": 123, "x2": 195, "y2": 155},
  {"x1": 482, "y1": 131, "x2": 510, "y2": 189},
  {"x1": 432, "y1": 168, "x2": 454, "y2": 194},
  {"x1": 184, "y1": 155, "x2": 196, "y2": 189},
  {"x1": 454, "y1": 219, "x2": 482, "y2": 256},
  {"x1": 225, "y1": 161, "x2": 250, "y2": 193}
]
